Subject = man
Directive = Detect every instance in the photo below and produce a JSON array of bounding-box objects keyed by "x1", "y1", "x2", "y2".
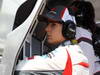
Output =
[
  {"x1": 16, "y1": 6, "x2": 89, "y2": 75},
  {"x1": 71, "y1": 1, "x2": 96, "y2": 75}
]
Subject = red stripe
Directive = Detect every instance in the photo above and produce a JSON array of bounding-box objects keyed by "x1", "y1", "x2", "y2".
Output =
[
  {"x1": 78, "y1": 62, "x2": 89, "y2": 68},
  {"x1": 51, "y1": 8, "x2": 56, "y2": 11},
  {"x1": 28, "y1": 56, "x2": 34, "y2": 60},
  {"x1": 60, "y1": 8, "x2": 66, "y2": 19},
  {"x1": 63, "y1": 50, "x2": 72, "y2": 75}
]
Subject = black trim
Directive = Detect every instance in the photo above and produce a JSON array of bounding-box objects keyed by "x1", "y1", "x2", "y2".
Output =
[{"x1": 77, "y1": 37, "x2": 92, "y2": 45}]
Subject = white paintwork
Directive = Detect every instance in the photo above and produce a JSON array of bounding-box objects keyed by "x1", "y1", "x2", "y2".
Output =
[
  {"x1": 0, "y1": 0, "x2": 26, "y2": 39},
  {"x1": 0, "y1": 0, "x2": 26, "y2": 75},
  {"x1": 0, "y1": 0, "x2": 46, "y2": 75}
]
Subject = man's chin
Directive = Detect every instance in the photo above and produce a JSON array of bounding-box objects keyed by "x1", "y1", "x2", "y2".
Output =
[
  {"x1": 47, "y1": 40, "x2": 53, "y2": 44},
  {"x1": 47, "y1": 40, "x2": 57, "y2": 45}
]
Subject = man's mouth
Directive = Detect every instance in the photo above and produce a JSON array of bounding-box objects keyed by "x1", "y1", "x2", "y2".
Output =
[{"x1": 47, "y1": 35, "x2": 51, "y2": 39}]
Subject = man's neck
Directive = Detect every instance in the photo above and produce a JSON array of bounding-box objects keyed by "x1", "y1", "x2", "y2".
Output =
[{"x1": 50, "y1": 40, "x2": 71, "y2": 50}]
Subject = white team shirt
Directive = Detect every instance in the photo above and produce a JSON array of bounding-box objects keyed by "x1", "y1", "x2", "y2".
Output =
[{"x1": 16, "y1": 42, "x2": 89, "y2": 75}]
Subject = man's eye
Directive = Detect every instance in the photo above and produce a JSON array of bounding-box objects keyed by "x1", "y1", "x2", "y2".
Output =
[{"x1": 51, "y1": 23, "x2": 56, "y2": 27}]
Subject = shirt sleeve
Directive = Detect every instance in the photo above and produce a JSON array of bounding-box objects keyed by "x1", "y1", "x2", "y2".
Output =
[{"x1": 16, "y1": 46, "x2": 68, "y2": 71}]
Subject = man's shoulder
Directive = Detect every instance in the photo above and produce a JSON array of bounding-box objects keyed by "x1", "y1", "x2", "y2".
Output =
[
  {"x1": 54, "y1": 44, "x2": 84, "y2": 55},
  {"x1": 64, "y1": 45, "x2": 85, "y2": 58},
  {"x1": 65, "y1": 45, "x2": 83, "y2": 52},
  {"x1": 64, "y1": 45, "x2": 88, "y2": 64}
]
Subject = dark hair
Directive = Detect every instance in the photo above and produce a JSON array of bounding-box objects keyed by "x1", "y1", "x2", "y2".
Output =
[{"x1": 71, "y1": 1, "x2": 96, "y2": 33}]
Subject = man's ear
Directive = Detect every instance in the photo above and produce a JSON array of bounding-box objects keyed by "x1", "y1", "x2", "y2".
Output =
[{"x1": 62, "y1": 20, "x2": 76, "y2": 39}]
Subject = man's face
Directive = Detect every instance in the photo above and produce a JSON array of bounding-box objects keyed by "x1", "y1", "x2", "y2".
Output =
[{"x1": 45, "y1": 22, "x2": 66, "y2": 45}]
